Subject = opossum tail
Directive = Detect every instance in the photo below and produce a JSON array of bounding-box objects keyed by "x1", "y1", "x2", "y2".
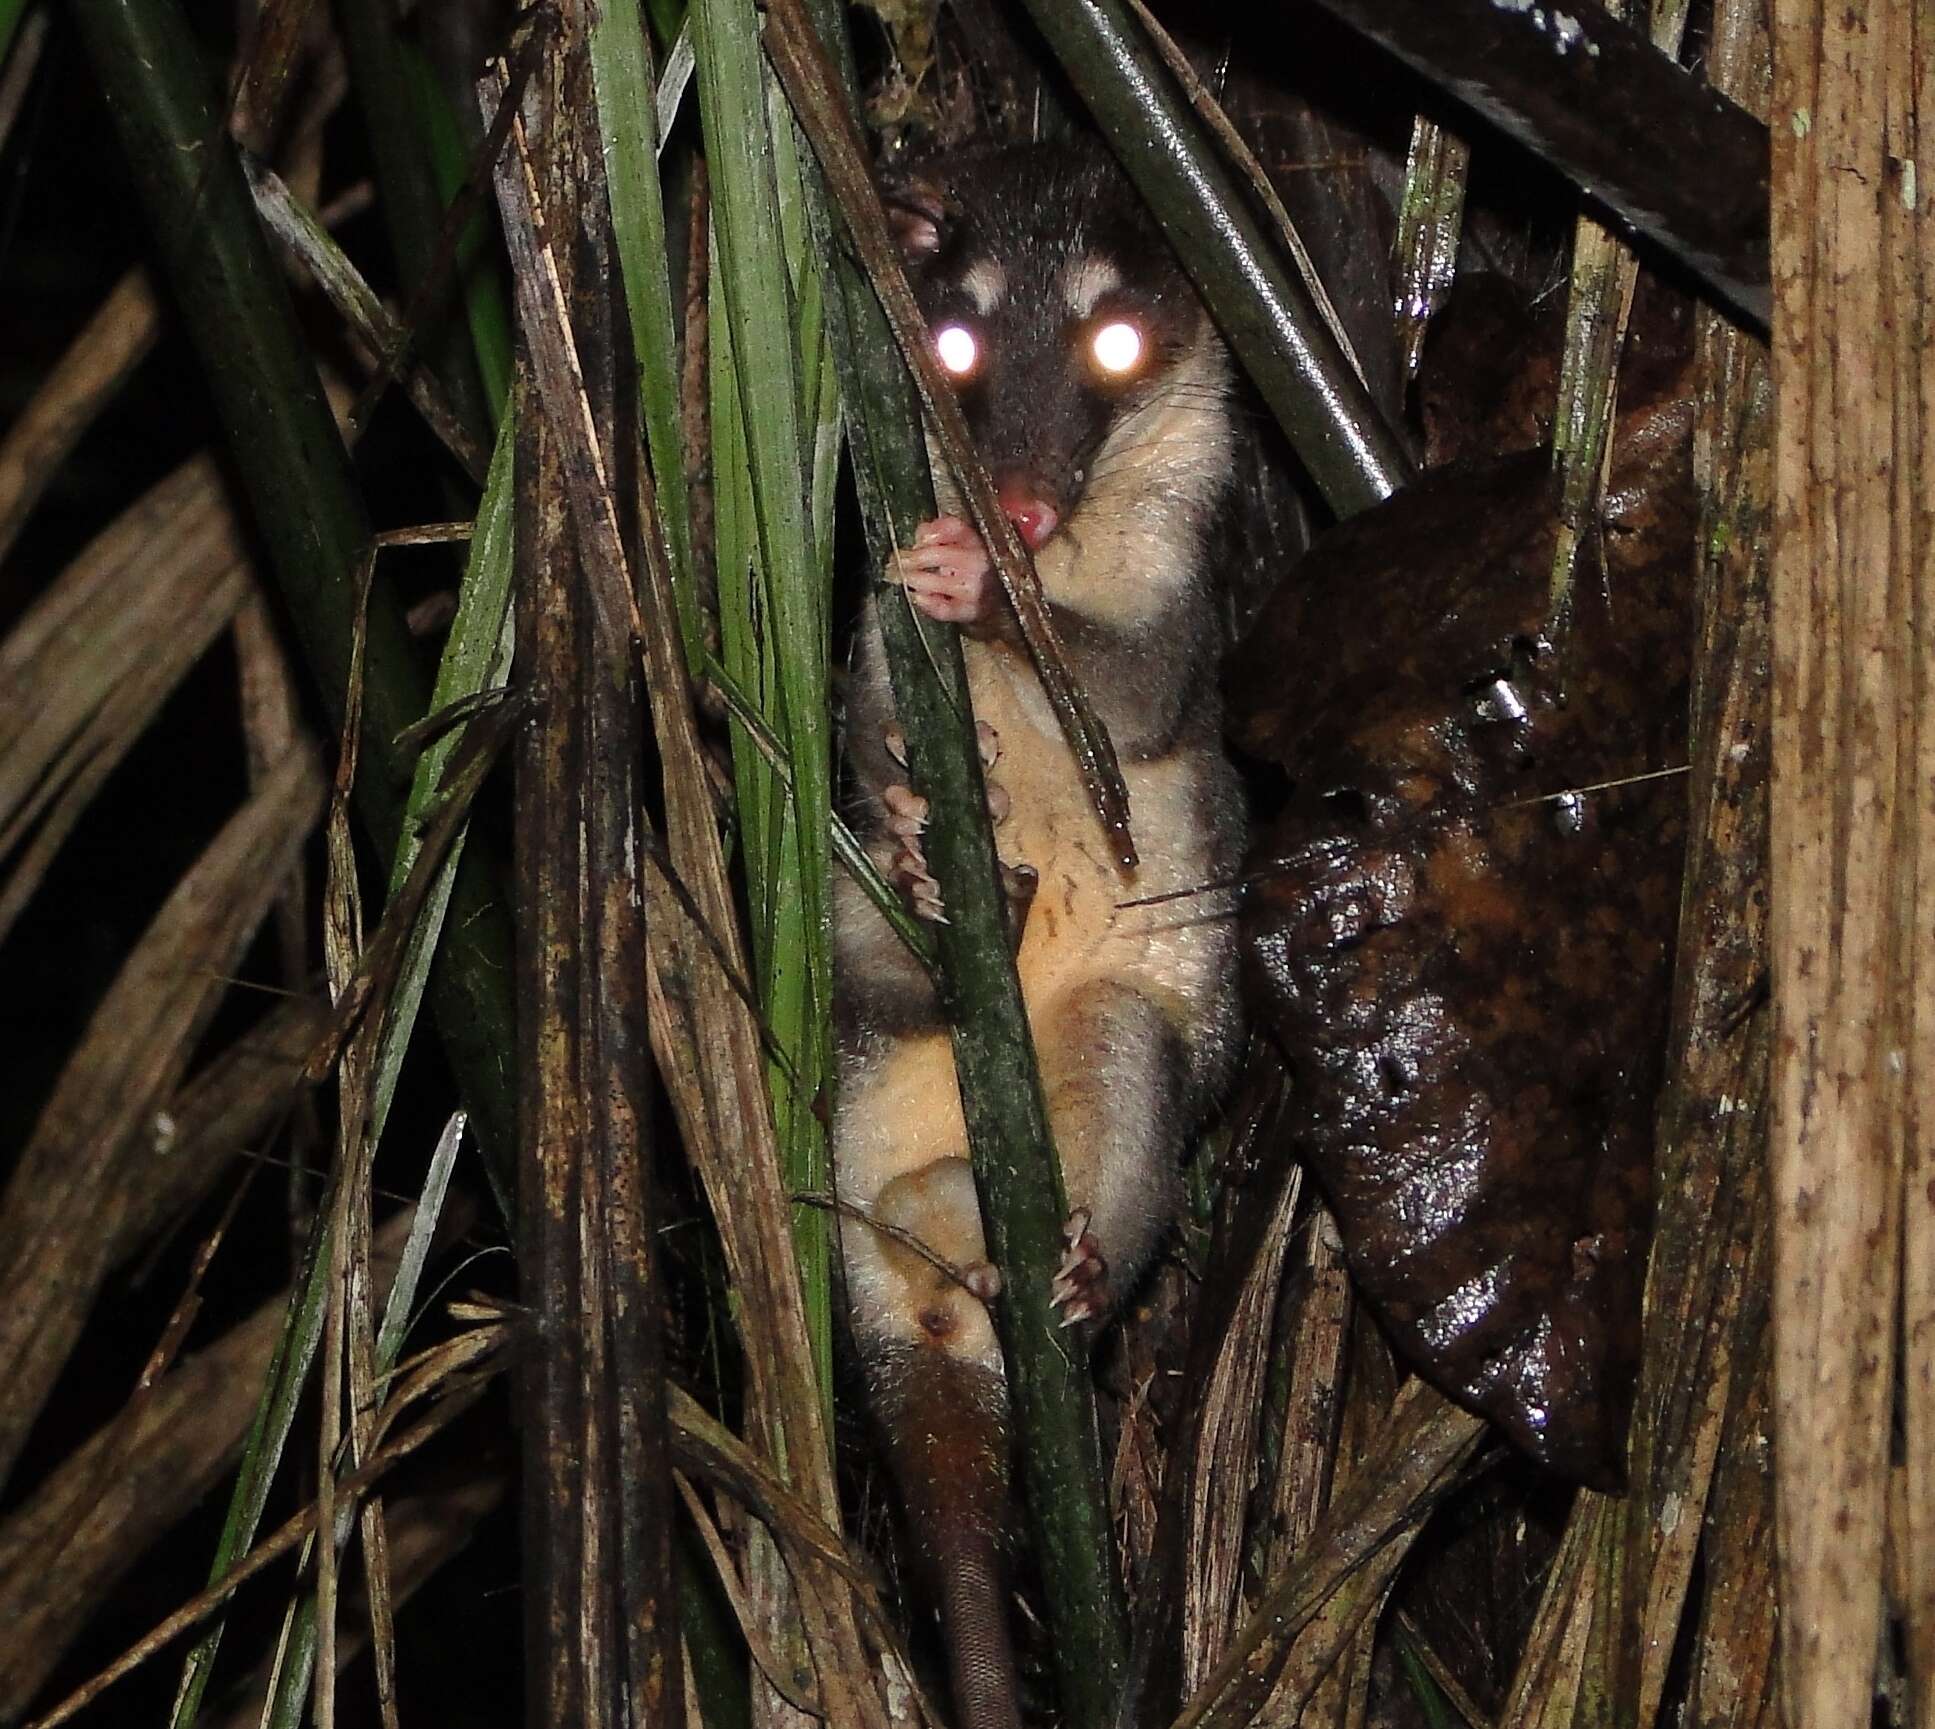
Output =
[{"x1": 868, "y1": 1343, "x2": 1022, "y2": 1729}]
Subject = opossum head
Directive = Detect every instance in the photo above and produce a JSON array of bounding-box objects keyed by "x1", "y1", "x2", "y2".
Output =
[{"x1": 887, "y1": 141, "x2": 1232, "y2": 550}]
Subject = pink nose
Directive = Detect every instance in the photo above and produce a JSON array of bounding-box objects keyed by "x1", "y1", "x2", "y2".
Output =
[{"x1": 995, "y1": 483, "x2": 1061, "y2": 550}]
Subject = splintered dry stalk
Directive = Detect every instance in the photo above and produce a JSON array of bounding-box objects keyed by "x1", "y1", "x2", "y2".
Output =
[
  {"x1": 1392, "y1": 118, "x2": 1470, "y2": 379},
  {"x1": 485, "y1": 36, "x2": 681, "y2": 1719}
]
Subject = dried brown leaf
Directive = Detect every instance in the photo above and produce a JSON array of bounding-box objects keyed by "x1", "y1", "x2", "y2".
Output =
[
  {"x1": 1171, "y1": 1382, "x2": 1484, "y2": 1729},
  {"x1": 0, "y1": 1209, "x2": 418, "y2": 1717},
  {"x1": 1179, "y1": 1162, "x2": 1303, "y2": 1694},
  {"x1": 0, "y1": 742, "x2": 327, "y2": 1490},
  {"x1": 0, "y1": 270, "x2": 160, "y2": 569},
  {"x1": 0, "y1": 456, "x2": 252, "y2": 942}
]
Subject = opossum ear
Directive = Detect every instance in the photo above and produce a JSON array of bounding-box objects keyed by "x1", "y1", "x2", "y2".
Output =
[{"x1": 881, "y1": 176, "x2": 950, "y2": 260}]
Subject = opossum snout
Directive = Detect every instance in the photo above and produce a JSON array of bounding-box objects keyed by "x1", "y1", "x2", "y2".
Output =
[{"x1": 994, "y1": 473, "x2": 1063, "y2": 550}]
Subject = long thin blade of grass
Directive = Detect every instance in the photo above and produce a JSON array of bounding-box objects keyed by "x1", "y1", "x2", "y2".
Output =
[
  {"x1": 588, "y1": 0, "x2": 703, "y2": 668},
  {"x1": 364, "y1": 415, "x2": 516, "y2": 1181},
  {"x1": 692, "y1": 0, "x2": 837, "y2": 1439}
]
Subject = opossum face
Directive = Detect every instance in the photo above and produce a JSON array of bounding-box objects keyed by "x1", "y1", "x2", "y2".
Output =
[{"x1": 888, "y1": 144, "x2": 1215, "y2": 547}]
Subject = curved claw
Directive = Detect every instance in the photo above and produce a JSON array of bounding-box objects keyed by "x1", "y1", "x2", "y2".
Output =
[{"x1": 1050, "y1": 1209, "x2": 1109, "y2": 1327}]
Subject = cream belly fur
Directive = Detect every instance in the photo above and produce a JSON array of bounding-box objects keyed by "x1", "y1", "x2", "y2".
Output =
[{"x1": 836, "y1": 622, "x2": 1238, "y2": 1375}]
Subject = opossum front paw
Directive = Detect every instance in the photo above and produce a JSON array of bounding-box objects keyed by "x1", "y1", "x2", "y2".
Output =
[
  {"x1": 891, "y1": 516, "x2": 997, "y2": 627},
  {"x1": 883, "y1": 783, "x2": 947, "y2": 923},
  {"x1": 962, "y1": 1260, "x2": 1003, "y2": 1303},
  {"x1": 1050, "y1": 1208, "x2": 1110, "y2": 1328}
]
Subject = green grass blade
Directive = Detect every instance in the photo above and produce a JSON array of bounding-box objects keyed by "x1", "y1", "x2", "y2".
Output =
[
  {"x1": 656, "y1": 20, "x2": 695, "y2": 143},
  {"x1": 169, "y1": 1219, "x2": 332, "y2": 1729},
  {"x1": 374, "y1": 1109, "x2": 467, "y2": 1370},
  {"x1": 364, "y1": 409, "x2": 516, "y2": 1175},
  {"x1": 404, "y1": 47, "x2": 515, "y2": 422},
  {"x1": 255, "y1": 1112, "x2": 469, "y2": 1729},
  {"x1": 588, "y1": 0, "x2": 703, "y2": 669},
  {"x1": 692, "y1": 0, "x2": 835, "y2": 1417}
]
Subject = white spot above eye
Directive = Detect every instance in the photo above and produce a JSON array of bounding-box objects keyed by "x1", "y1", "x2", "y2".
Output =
[
  {"x1": 1091, "y1": 320, "x2": 1143, "y2": 374},
  {"x1": 935, "y1": 323, "x2": 978, "y2": 376},
  {"x1": 1063, "y1": 255, "x2": 1122, "y2": 316},
  {"x1": 960, "y1": 260, "x2": 1007, "y2": 313}
]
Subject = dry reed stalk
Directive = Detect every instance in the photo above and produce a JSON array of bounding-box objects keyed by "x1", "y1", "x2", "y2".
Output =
[{"x1": 1770, "y1": 0, "x2": 1932, "y2": 1721}]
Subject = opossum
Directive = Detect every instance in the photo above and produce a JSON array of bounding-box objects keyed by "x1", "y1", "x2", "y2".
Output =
[{"x1": 832, "y1": 141, "x2": 1246, "y2": 1729}]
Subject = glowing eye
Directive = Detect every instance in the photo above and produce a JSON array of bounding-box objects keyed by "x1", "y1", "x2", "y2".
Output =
[
  {"x1": 1091, "y1": 320, "x2": 1143, "y2": 375},
  {"x1": 935, "y1": 323, "x2": 979, "y2": 376}
]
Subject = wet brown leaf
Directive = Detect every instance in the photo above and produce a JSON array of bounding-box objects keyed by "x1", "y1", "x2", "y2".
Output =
[{"x1": 1235, "y1": 421, "x2": 1692, "y2": 1487}]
